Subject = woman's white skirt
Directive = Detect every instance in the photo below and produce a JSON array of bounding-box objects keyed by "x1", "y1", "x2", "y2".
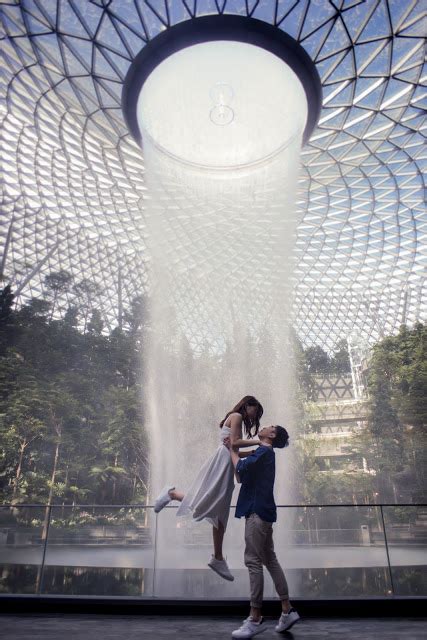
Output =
[{"x1": 177, "y1": 444, "x2": 235, "y2": 530}]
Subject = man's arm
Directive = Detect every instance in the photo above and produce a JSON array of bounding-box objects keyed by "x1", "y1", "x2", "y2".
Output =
[{"x1": 233, "y1": 446, "x2": 269, "y2": 482}]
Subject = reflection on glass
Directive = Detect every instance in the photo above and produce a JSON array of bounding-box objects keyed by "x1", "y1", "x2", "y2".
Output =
[
  {"x1": 383, "y1": 506, "x2": 427, "y2": 596},
  {"x1": 0, "y1": 505, "x2": 425, "y2": 598},
  {"x1": 0, "y1": 506, "x2": 47, "y2": 594},
  {"x1": 266, "y1": 506, "x2": 392, "y2": 597},
  {"x1": 153, "y1": 505, "x2": 251, "y2": 599},
  {"x1": 153, "y1": 505, "x2": 394, "y2": 598},
  {"x1": 41, "y1": 506, "x2": 154, "y2": 596}
]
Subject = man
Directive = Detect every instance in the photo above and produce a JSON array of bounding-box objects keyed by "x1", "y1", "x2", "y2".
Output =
[{"x1": 229, "y1": 425, "x2": 300, "y2": 638}]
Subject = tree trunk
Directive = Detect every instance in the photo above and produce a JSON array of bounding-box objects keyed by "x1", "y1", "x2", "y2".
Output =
[
  {"x1": 132, "y1": 474, "x2": 137, "y2": 501},
  {"x1": 112, "y1": 454, "x2": 118, "y2": 502},
  {"x1": 61, "y1": 464, "x2": 69, "y2": 518},
  {"x1": 12, "y1": 439, "x2": 26, "y2": 501},
  {"x1": 46, "y1": 436, "x2": 61, "y2": 509},
  {"x1": 50, "y1": 290, "x2": 58, "y2": 321},
  {"x1": 36, "y1": 424, "x2": 61, "y2": 593},
  {"x1": 83, "y1": 308, "x2": 89, "y2": 334}
]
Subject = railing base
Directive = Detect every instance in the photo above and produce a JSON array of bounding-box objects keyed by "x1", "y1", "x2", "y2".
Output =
[{"x1": 1, "y1": 595, "x2": 426, "y2": 617}]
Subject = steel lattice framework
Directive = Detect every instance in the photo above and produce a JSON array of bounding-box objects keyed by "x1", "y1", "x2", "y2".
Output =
[{"x1": 1, "y1": 0, "x2": 426, "y2": 351}]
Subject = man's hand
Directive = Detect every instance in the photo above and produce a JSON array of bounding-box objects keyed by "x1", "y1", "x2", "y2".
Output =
[{"x1": 223, "y1": 436, "x2": 231, "y2": 449}]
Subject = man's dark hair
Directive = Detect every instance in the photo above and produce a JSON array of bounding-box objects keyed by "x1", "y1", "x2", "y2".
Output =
[{"x1": 272, "y1": 425, "x2": 289, "y2": 449}]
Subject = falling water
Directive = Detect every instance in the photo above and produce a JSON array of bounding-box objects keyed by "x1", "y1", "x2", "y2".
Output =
[
  {"x1": 138, "y1": 40, "x2": 308, "y2": 597},
  {"x1": 143, "y1": 134, "x2": 303, "y2": 504}
]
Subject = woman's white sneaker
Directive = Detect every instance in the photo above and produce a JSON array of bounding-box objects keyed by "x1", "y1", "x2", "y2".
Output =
[
  {"x1": 232, "y1": 616, "x2": 267, "y2": 638},
  {"x1": 207, "y1": 555, "x2": 234, "y2": 581},
  {"x1": 275, "y1": 608, "x2": 300, "y2": 633},
  {"x1": 154, "y1": 485, "x2": 175, "y2": 513}
]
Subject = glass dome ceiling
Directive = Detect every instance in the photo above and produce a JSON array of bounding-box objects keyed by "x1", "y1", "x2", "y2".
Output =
[{"x1": 1, "y1": 0, "x2": 425, "y2": 351}]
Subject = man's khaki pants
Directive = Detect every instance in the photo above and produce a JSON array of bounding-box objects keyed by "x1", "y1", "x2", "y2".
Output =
[{"x1": 244, "y1": 512, "x2": 289, "y2": 608}]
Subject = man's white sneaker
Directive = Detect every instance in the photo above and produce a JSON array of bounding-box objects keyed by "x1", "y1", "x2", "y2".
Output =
[
  {"x1": 207, "y1": 555, "x2": 234, "y2": 581},
  {"x1": 154, "y1": 485, "x2": 175, "y2": 513},
  {"x1": 232, "y1": 616, "x2": 267, "y2": 638},
  {"x1": 275, "y1": 608, "x2": 300, "y2": 633}
]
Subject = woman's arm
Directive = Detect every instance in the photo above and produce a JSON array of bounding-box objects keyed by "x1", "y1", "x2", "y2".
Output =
[
  {"x1": 238, "y1": 450, "x2": 256, "y2": 458},
  {"x1": 230, "y1": 447, "x2": 241, "y2": 483},
  {"x1": 229, "y1": 413, "x2": 260, "y2": 448}
]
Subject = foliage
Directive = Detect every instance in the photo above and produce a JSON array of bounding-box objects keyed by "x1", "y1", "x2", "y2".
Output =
[
  {"x1": 304, "y1": 338, "x2": 351, "y2": 377},
  {"x1": 0, "y1": 278, "x2": 425, "y2": 514},
  {"x1": 0, "y1": 277, "x2": 148, "y2": 507},
  {"x1": 352, "y1": 323, "x2": 427, "y2": 503}
]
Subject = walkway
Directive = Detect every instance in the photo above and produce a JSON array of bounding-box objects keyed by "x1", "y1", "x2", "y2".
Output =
[{"x1": 3, "y1": 614, "x2": 426, "y2": 639}]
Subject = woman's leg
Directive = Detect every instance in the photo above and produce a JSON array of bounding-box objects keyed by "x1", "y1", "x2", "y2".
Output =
[
  {"x1": 169, "y1": 489, "x2": 184, "y2": 502},
  {"x1": 212, "y1": 521, "x2": 225, "y2": 560}
]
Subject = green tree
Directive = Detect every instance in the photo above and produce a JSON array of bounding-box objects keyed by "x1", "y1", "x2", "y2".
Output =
[
  {"x1": 72, "y1": 278, "x2": 101, "y2": 333},
  {"x1": 0, "y1": 286, "x2": 149, "y2": 509},
  {"x1": 92, "y1": 386, "x2": 148, "y2": 504},
  {"x1": 352, "y1": 323, "x2": 426, "y2": 503},
  {"x1": 0, "y1": 284, "x2": 14, "y2": 323},
  {"x1": 304, "y1": 344, "x2": 331, "y2": 376},
  {"x1": 44, "y1": 270, "x2": 73, "y2": 319},
  {"x1": 330, "y1": 339, "x2": 351, "y2": 375}
]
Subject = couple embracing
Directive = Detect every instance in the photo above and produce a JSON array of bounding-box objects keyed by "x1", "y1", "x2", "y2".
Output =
[{"x1": 154, "y1": 395, "x2": 300, "y2": 638}]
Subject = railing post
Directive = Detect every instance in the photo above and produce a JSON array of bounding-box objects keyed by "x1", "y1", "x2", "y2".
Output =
[
  {"x1": 152, "y1": 508, "x2": 158, "y2": 598},
  {"x1": 380, "y1": 505, "x2": 395, "y2": 596},
  {"x1": 36, "y1": 504, "x2": 52, "y2": 595}
]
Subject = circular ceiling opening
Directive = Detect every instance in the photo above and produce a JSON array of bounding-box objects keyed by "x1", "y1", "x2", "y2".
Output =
[
  {"x1": 122, "y1": 15, "x2": 322, "y2": 168},
  {"x1": 136, "y1": 40, "x2": 308, "y2": 168}
]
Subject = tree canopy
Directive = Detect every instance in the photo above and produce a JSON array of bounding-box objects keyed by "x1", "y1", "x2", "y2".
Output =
[{"x1": 0, "y1": 278, "x2": 425, "y2": 510}]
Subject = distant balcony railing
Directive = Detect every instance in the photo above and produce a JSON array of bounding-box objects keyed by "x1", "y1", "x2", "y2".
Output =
[{"x1": 0, "y1": 503, "x2": 425, "y2": 599}]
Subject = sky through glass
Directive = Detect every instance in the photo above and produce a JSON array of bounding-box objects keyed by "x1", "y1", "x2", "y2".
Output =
[{"x1": 0, "y1": 0, "x2": 425, "y2": 350}]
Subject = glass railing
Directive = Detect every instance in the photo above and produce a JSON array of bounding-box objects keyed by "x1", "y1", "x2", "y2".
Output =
[{"x1": 0, "y1": 504, "x2": 425, "y2": 598}]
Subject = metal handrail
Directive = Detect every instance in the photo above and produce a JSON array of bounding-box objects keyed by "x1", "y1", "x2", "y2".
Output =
[{"x1": 1, "y1": 503, "x2": 425, "y2": 508}]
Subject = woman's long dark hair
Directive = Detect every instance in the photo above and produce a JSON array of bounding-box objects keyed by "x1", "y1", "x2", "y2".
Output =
[{"x1": 220, "y1": 395, "x2": 264, "y2": 438}]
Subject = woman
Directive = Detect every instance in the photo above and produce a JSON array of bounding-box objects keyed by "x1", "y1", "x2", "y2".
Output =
[{"x1": 154, "y1": 395, "x2": 263, "y2": 581}]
